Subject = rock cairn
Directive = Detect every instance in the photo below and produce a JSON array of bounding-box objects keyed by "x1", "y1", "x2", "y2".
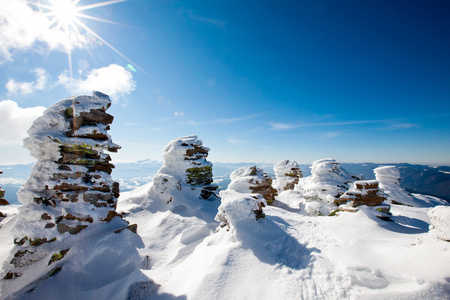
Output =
[
  {"x1": 2, "y1": 92, "x2": 132, "y2": 285},
  {"x1": 273, "y1": 160, "x2": 302, "y2": 191},
  {"x1": 228, "y1": 166, "x2": 277, "y2": 204},
  {"x1": 152, "y1": 135, "x2": 217, "y2": 202},
  {"x1": 0, "y1": 171, "x2": 8, "y2": 218},
  {"x1": 339, "y1": 180, "x2": 391, "y2": 219},
  {"x1": 296, "y1": 158, "x2": 355, "y2": 216},
  {"x1": 216, "y1": 190, "x2": 266, "y2": 231},
  {"x1": 374, "y1": 166, "x2": 414, "y2": 206}
]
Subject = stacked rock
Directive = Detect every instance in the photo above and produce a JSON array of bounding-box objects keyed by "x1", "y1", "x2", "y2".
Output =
[
  {"x1": 0, "y1": 171, "x2": 8, "y2": 218},
  {"x1": 3, "y1": 92, "x2": 130, "y2": 282},
  {"x1": 374, "y1": 166, "x2": 414, "y2": 206},
  {"x1": 152, "y1": 135, "x2": 217, "y2": 201},
  {"x1": 339, "y1": 180, "x2": 391, "y2": 219},
  {"x1": 216, "y1": 190, "x2": 266, "y2": 231},
  {"x1": 228, "y1": 166, "x2": 277, "y2": 204},
  {"x1": 273, "y1": 160, "x2": 303, "y2": 191},
  {"x1": 296, "y1": 158, "x2": 354, "y2": 216}
]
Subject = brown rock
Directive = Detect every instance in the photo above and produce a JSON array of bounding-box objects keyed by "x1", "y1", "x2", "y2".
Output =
[
  {"x1": 57, "y1": 223, "x2": 88, "y2": 234},
  {"x1": 339, "y1": 180, "x2": 387, "y2": 207},
  {"x1": 0, "y1": 198, "x2": 9, "y2": 205},
  {"x1": 54, "y1": 182, "x2": 89, "y2": 192}
]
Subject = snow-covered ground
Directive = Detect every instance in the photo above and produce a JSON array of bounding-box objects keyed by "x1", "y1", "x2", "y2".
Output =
[{"x1": 1, "y1": 179, "x2": 450, "y2": 299}]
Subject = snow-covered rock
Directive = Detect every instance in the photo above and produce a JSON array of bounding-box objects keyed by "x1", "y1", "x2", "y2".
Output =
[
  {"x1": 428, "y1": 206, "x2": 450, "y2": 242},
  {"x1": 155, "y1": 135, "x2": 217, "y2": 200},
  {"x1": 228, "y1": 165, "x2": 277, "y2": 204},
  {"x1": 374, "y1": 166, "x2": 415, "y2": 206},
  {"x1": 296, "y1": 158, "x2": 356, "y2": 216},
  {"x1": 0, "y1": 92, "x2": 148, "y2": 299},
  {"x1": 273, "y1": 160, "x2": 302, "y2": 192},
  {"x1": 216, "y1": 189, "x2": 266, "y2": 230},
  {"x1": 339, "y1": 180, "x2": 391, "y2": 219}
]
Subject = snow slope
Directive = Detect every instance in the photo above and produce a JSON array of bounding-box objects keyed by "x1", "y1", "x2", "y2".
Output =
[
  {"x1": 115, "y1": 184, "x2": 450, "y2": 299},
  {"x1": 1, "y1": 178, "x2": 450, "y2": 299}
]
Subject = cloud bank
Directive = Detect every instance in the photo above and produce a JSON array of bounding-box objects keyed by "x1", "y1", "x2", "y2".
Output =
[{"x1": 0, "y1": 100, "x2": 45, "y2": 146}]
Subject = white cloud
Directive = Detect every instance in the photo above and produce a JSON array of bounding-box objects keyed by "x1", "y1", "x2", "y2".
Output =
[
  {"x1": 0, "y1": 0, "x2": 88, "y2": 62},
  {"x1": 58, "y1": 64, "x2": 136, "y2": 102},
  {"x1": 186, "y1": 10, "x2": 226, "y2": 29},
  {"x1": 6, "y1": 68, "x2": 49, "y2": 95},
  {"x1": 269, "y1": 122, "x2": 296, "y2": 130},
  {"x1": 228, "y1": 138, "x2": 246, "y2": 145},
  {"x1": 0, "y1": 100, "x2": 45, "y2": 146},
  {"x1": 382, "y1": 123, "x2": 418, "y2": 130}
]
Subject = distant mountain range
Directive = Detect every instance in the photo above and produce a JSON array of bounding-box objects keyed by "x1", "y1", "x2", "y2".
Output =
[{"x1": 1, "y1": 161, "x2": 449, "y2": 205}]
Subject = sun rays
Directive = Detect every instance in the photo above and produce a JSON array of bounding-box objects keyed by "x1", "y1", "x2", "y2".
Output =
[{"x1": 34, "y1": 0, "x2": 128, "y2": 79}]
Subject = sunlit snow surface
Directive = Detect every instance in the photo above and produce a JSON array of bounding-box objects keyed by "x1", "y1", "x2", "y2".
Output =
[{"x1": 1, "y1": 186, "x2": 450, "y2": 299}]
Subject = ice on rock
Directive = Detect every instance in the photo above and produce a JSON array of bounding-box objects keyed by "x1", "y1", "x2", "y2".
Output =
[
  {"x1": 374, "y1": 166, "x2": 415, "y2": 206},
  {"x1": 295, "y1": 158, "x2": 355, "y2": 216},
  {"x1": 428, "y1": 206, "x2": 450, "y2": 242},
  {"x1": 228, "y1": 165, "x2": 277, "y2": 204},
  {"x1": 273, "y1": 160, "x2": 302, "y2": 192},
  {"x1": 0, "y1": 92, "x2": 143, "y2": 299}
]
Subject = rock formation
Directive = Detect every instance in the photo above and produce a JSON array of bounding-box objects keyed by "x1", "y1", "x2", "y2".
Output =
[
  {"x1": 428, "y1": 206, "x2": 450, "y2": 242},
  {"x1": 1, "y1": 92, "x2": 139, "y2": 297},
  {"x1": 295, "y1": 158, "x2": 355, "y2": 216},
  {"x1": 228, "y1": 166, "x2": 277, "y2": 204},
  {"x1": 0, "y1": 171, "x2": 8, "y2": 218},
  {"x1": 273, "y1": 160, "x2": 302, "y2": 191},
  {"x1": 216, "y1": 190, "x2": 266, "y2": 231},
  {"x1": 374, "y1": 166, "x2": 414, "y2": 206},
  {"x1": 339, "y1": 180, "x2": 391, "y2": 219},
  {"x1": 151, "y1": 135, "x2": 217, "y2": 203}
]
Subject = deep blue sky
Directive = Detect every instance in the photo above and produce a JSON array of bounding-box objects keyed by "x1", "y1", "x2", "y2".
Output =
[{"x1": 0, "y1": 0, "x2": 449, "y2": 165}]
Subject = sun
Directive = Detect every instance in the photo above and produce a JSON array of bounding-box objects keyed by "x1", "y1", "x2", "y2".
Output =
[
  {"x1": 34, "y1": 0, "x2": 129, "y2": 79},
  {"x1": 49, "y1": 0, "x2": 79, "y2": 30}
]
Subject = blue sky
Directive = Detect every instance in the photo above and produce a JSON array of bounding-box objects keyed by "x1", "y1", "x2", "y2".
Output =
[{"x1": 0, "y1": 0, "x2": 449, "y2": 165}]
